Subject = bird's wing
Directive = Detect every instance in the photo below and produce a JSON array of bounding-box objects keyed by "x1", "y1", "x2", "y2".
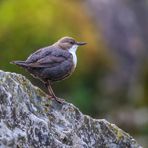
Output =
[
  {"x1": 26, "y1": 47, "x2": 71, "y2": 68},
  {"x1": 26, "y1": 46, "x2": 52, "y2": 63},
  {"x1": 27, "y1": 56, "x2": 66, "y2": 68}
]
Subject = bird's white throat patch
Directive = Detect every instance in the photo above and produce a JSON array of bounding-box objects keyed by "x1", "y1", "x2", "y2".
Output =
[{"x1": 68, "y1": 45, "x2": 78, "y2": 68}]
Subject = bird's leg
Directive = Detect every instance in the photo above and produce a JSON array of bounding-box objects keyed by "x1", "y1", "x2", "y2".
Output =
[
  {"x1": 47, "y1": 80, "x2": 64, "y2": 103},
  {"x1": 44, "y1": 81, "x2": 52, "y2": 99}
]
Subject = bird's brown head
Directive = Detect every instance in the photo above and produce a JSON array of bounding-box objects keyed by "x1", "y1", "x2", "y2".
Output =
[{"x1": 55, "y1": 36, "x2": 87, "y2": 50}]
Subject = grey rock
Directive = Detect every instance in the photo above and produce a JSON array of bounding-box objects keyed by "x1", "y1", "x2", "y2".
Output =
[{"x1": 0, "y1": 70, "x2": 142, "y2": 148}]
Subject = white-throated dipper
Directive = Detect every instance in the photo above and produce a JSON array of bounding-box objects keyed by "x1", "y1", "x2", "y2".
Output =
[{"x1": 11, "y1": 37, "x2": 87, "y2": 103}]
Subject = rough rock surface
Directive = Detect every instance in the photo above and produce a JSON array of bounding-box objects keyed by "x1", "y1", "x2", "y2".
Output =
[{"x1": 0, "y1": 70, "x2": 142, "y2": 148}]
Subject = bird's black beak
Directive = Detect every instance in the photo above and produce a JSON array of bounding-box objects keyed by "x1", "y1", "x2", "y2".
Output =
[{"x1": 76, "y1": 42, "x2": 87, "y2": 46}]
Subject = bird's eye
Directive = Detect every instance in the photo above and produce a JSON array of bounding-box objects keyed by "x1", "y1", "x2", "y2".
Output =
[{"x1": 70, "y1": 41, "x2": 74, "y2": 44}]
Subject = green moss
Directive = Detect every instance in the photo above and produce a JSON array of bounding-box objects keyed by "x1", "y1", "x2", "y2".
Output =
[{"x1": 109, "y1": 123, "x2": 132, "y2": 142}]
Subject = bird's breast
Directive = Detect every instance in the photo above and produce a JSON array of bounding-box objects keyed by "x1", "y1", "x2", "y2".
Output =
[
  {"x1": 70, "y1": 52, "x2": 77, "y2": 68},
  {"x1": 68, "y1": 45, "x2": 78, "y2": 68}
]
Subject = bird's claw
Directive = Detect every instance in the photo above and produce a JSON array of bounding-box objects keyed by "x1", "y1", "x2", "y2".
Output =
[
  {"x1": 46, "y1": 95, "x2": 64, "y2": 103},
  {"x1": 46, "y1": 95, "x2": 52, "y2": 99},
  {"x1": 54, "y1": 97, "x2": 65, "y2": 104}
]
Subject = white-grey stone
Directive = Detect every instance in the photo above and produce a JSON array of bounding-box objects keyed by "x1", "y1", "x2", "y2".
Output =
[{"x1": 0, "y1": 70, "x2": 142, "y2": 148}]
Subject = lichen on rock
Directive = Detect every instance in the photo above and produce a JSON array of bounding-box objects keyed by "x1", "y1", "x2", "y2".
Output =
[{"x1": 0, "y1": 70, "x2": 142, "y2": 147}]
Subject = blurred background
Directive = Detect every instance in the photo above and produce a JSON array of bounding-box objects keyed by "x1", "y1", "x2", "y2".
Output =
[{"x1": 0, "y1": 0, "x2": 148, "y2": 146}]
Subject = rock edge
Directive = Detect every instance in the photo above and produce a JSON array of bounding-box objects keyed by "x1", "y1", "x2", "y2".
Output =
[{"x1": 0, "y1": 70, "x2": 142, "y2": 148}]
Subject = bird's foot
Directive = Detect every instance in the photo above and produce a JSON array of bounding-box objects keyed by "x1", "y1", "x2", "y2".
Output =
[
  {"x1": 54, "y1": 96, "x2": 65, "y2": 104},
  {"x1": 46, "y1": 95, "x2": 53, "y2": 100},
  {"x1": 46, "y1": 95, "x2": 64, "y2": 104}
]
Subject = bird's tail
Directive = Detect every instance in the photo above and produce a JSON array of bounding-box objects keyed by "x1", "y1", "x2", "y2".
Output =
[{"x1": 10, "y1": 61, "x2": 28, "y2": 68}]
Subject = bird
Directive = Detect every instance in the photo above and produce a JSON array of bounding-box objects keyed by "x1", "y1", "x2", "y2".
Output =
[{"x1": 11, "y1": 36, "x2": 87, "y2": 103}]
